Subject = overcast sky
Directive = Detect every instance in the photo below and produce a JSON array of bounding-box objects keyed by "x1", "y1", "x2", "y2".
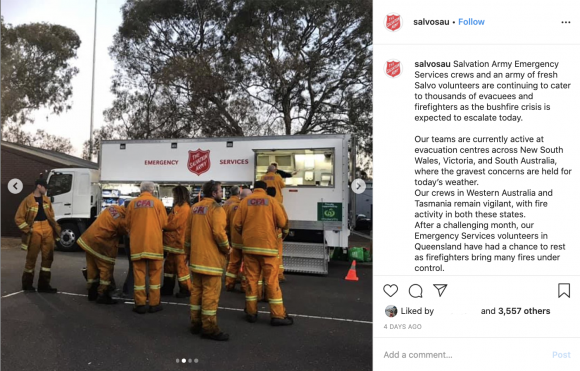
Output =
[{"x1": 2, "y1": 0, "x2": 125, "y2": 157}]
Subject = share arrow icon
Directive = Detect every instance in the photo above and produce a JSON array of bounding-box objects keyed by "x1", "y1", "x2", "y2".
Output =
[{"x1": 433, "y1": 284, "x2": 447, "y2": 297}]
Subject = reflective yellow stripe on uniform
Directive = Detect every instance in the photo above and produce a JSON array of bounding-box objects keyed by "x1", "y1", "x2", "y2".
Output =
[
  {"x1": 201, "y1": 309, "x2": 217, "y2": 316},
  {"x1": 218, "y1": 240, "x2": 229, "y2": 247},
  {"x1": 78, "y1": 238, "x2": 117, "y2": 264},
  {"x1": 21, "y1": 244, "x2": 28, "y2": 251},
  {"x1": 100, "y1": 280, "x2": 111, "y2": 285},
  {"x1": 150, "y1": 284, "x2": 161, "y2": 290},
  {"x1": 269, "y1": 299, "x2": 283, "y2": 304},
  {"x1": 41, "y1": 267, "x2": 51, "y2": 272},
  {"x1": 189, "y1": 264, "x2": 223, "y2": 275},
  {"x1": 178, "y1": 275, "x2": 190, "y2": 282},
  {"x1": 246, "y1": 296, "x2": 257, "y2": 302},
  {"x1": 130, "y1": 252, "x2": 164, "y2": 260},
  {"x1": 258, "y1": 281, "x2": 263, "y2": 285},
  {"x1": 24, "y1": 268, "x2": 34, "y2": 273},
  {"x1": 29, "y1": 207, "x2": 38, "y2": 212},
  {"x1": 18, "y1": 222, "x2": 28, "y2": 229},
  {"x1": 163, "y1": 246, "x2": 185, "y2": 254},
  {"x1": 242, "y1": 247, "x2": 278, "y2": 256},
  {"x1": 231, "y1": 243, "x2": 244, "y2": 249},
  {"x1": 87, "y1": 279, "x2": 100, "y2": 283},
  {"x1": 277, "y1": 233, "x2": 282, "y2": 238},
  {"x1": 225, "y1": 272, "x2": 237, "y2": 279},
  {"x1": 134, "y1": 285, "x2": 146, "y2": 291},
  {"x1": 190, "y1": 305, "x2": 201, "y2": 311},
  {"x1": 43, "y1": 204, "x2": 50, "y2": 209},
  {"x1": 164, "y1": 273, "x2": 175, "y2": 278}
]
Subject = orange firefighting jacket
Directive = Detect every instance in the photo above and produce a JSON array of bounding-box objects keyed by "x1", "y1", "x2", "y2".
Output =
[
  {"x1": 14, "y1": 193, "x2": 61, "y2": 251},
  {"x1": 126, "y1": 192, "x2": 168, "y2": 261},
  {"x1": 77, "y1": 205, "x2": 127, "y2": 264},
  {"x1": 234, "y1": 189, "x2": 287, "y2": 256},
  {"x1": 163, "y1": 202, "x2": 191, "y2": 254},
  {"x1": 185, "y1": 198, "x2": 229, "y2": 276},
  {"x1": 277, "y1": 202, "x2": 290, "y2": 240},
  {"x1": 223, "y1": 195, "x2": 243, "y2": 249},
  {"x1": 261, "y1": 171, "x2": 285, "y2": 204}
]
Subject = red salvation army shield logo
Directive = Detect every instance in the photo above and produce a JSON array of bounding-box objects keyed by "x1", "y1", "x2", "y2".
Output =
[
  {"x1": 188, "y1": 149, "x2": 211, "y2": 175},
  {"x1": 384, "y1": 60, "x2": 402, "y2": 78},
  {"x1": 384, "y1": 14, "x2": 402, "y2": 32}
]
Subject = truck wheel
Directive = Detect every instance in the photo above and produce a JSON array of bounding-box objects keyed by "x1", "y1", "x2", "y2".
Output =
[{"x1": 58, "y1": 223, "x2": 80, "y2": 252}]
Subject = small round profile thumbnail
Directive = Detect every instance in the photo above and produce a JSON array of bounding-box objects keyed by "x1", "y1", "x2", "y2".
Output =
[{"x1": 385, "y1": 305, "x2": 398, "y2": 318}]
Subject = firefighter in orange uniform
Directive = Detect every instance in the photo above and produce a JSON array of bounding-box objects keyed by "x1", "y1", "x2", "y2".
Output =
[
  {"x1": 185, "y1": 181, "x2": 230, "y2": 341},
  {"x1": 161, "y1": 186, "x2": 192, "y2": 298},
  {"x1": 234, "y1": 181, "x2": 293, "y2": 326},
  {"x1": 261, "y1": 165, "x2": 285, "y2": 204},
  {"x1": 266, "y1": 187, "x2": 290, "y2": 282},
  {"x1": 14, "y1": 178, "x2": 62, "y2": 293},
  {"x1": 125, "y1": 182, "x2": 168, "y2": 314},
  {"x1": 224, "y1": 186, "x2": 250, "y2": 291},
  {"x1": 77, "y1": 205, "x2": 127, "y2": 304}
]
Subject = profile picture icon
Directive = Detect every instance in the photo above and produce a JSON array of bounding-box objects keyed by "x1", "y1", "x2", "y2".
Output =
[
  {"x1": 385, "y1": 305, "x2": 398, "y2": 318},
  {"x1": 384, "y1": 13, "x2": 402, "y2": 32},
  {"x1": 384, "y1": 60, "x2": 401, "y2": 78}
]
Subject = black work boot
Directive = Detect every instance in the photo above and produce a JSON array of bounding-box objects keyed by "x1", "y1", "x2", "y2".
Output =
[
  {"x1": 38, "y1": 271, "x2": 57, "y2": 293},
  {"x1": 22, "y1": 271, "x2": 35, "y2": 291},
  {"x1": 201, "y1": 332, "x2": 229, "y2": 341},
  {"x1": 96, "y1": 293, "x2": 118, "y2": 304},
  {"x1": 81, "y1": 267, "x2": 88, "y2": 281},
  {"x1": 133, "y1": 305, "x2": 147, "y2": 314},
  {"x1": 175, "y1": 287, "x2": 191, "y2": 298},
  {"x1": 149, "y1": 304, "x2": 163, "y2": 313},
  {"x1": 244, "y1": 307, "x2": 258, "y2": 323},
  {"x1": 160, "y1": 277, "x2": 175, "y2": 296},
  {"x1": 271, "y1": 316, "x2": 294, "y2": 326},
  {"x1": 88, "y1": 283, "x2": 99, "y2": 301},
  {"x1": 225, "y1": 284, "x2": 235, "y2": 292},
  {"x1": 190, "y1": 323, "x2": 202, "y2": 335}
]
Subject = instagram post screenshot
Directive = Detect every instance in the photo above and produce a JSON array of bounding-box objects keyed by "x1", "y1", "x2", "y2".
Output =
[
  {"x1": 375, "y1": 1, "x2": 579, "y2": 370},
  {"x1": 0, "y1": 0, "x2": 372, "y2": 370}
]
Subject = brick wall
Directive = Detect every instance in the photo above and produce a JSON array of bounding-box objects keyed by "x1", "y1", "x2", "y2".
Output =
[{"x1": 1, "y1": 148, "x2": 63, "y2": 237}]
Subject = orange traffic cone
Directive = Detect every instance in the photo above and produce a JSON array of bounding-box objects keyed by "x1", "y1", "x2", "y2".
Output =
[{"x1": 345, "y1": 260, "x2": 359, "y2": 281}]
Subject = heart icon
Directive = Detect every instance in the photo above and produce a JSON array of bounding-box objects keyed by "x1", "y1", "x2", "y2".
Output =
[{"x1": 383, "y1": 284, "x2": 398, "y2": 297}]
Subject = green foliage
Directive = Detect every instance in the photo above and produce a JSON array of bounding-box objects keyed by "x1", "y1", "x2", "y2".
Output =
[
  {"x1": 1, "y1": 17, "x2": 81, "y2": 127},
  {"x1": 103, "y1": 0, "x2": 372, "y2": 159},
  {"x1": 2, "y1": 125, "x2": 73, "y2": 154}
]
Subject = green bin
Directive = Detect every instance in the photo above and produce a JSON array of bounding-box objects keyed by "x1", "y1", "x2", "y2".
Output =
[{"x1": 348, "y1": 247, "x2": 365, "y2": 262}]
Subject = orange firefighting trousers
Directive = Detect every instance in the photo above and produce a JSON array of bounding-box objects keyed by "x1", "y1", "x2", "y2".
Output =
[
  {"x1": 244, "y1": 254, "x2": 286, "y2": 319},
  {"x1": 86, "y1": 254, "x2": 114, "y2": 295},
  {"x1": 190, "y1": 273, "x2": 222, "y2": 335},
  {"x1": 163, "y1": 253, "x2": 192, "y2": 292},
  {"x1": 133, "y1": 259, "x2": 162, "y2": 306},
  {"x1": 23, "y1": 220, "x2": 55, "y2": 288},
  {"x1": 277, "y1": 237, "x2": 285, "y2": 281},
  {"x1": 225, "y1": 248, "x2": 243, "y2": 290}
]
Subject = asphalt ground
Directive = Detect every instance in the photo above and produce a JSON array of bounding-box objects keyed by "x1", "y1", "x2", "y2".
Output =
[{"x1": 1, "y1": 243, "x2": 372, "y2": 371}]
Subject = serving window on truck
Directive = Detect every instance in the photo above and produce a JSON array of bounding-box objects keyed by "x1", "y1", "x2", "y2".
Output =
[{"x1": 255, "y1": 148, "x2": 334, "y2": 187}]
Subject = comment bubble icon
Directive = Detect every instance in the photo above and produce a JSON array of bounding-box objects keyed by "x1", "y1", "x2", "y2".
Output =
[{"x1": 409, "y1": 284, "x2": 423, "y2": 298}]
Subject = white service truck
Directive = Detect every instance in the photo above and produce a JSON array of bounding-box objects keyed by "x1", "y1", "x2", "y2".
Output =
[{"x1": 47, "y1": 134, "x2": 357, "y2": 274}]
